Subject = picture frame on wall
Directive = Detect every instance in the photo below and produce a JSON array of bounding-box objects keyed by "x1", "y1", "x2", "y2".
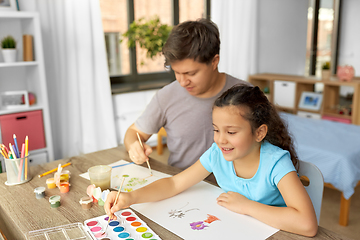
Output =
[
  {"x1": 0, "y1": 91, "x2": 29, "y2": 110},
  {"x1": 0, "y1": 0, "x2": 18, "y2": 11},
  {"x1": 298, "y1": 91, "x2": 323, "y2": 111}
]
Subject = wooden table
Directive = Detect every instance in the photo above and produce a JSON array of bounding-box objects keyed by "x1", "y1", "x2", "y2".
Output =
[{"x1": 0, "y1": 146, "x2": 350, "y2": 240}]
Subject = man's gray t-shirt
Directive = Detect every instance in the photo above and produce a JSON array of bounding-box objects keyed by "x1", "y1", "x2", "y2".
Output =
[{"x1": 135, "y1": 74, "x2": 250, "y2": 169}]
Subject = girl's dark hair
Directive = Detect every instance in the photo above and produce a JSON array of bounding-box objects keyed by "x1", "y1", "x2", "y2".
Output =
[
  {"x1": 162, "y1": 18, "x2": 220, "y2": 66},
  {"x1": 214, "y1": 85, "x2": 299, "y2": 170}
]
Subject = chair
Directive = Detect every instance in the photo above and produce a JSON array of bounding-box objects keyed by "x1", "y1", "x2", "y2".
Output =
[
  {"x1": 157, "y1": 127, "x2": 167, "y2": 155},
  {"x1": 298, "y1": 160, "x2": 324, "y2": 224}
]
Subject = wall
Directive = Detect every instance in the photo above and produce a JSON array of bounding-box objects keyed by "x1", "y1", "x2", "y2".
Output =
[{"x1": 257, "y1": 0, "x2": 308, "y2": 75}]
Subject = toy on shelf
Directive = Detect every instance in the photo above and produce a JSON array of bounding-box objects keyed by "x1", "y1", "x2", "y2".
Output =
[{"x1": 337, "y1": 65, "x2": 355, "y2": 82}]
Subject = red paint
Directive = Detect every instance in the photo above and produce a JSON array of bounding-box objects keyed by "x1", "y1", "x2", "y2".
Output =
[
  {"x1": 86, "y1": 220, "x2": 98, "y2": 226},
  {"x1": 121, "y1": 211, "x2": 132, "y2": 216},
  {"x1": 126, "y1": 216, "x2": 136, "y2": 222}
]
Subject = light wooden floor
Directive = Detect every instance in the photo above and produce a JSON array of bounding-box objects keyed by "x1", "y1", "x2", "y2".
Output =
[{"x1": 149, "y1": 147, "x2": 359, "y2": 240}]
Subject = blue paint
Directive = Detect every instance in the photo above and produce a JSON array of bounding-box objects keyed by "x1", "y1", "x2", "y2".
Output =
[
  {"x1": 118, "y1": 232, "x2": 130, "y2": 238},
  {"x1": 109, "y1": 221, "x2": 120, "y2": 226},
  {"x1": 113, "y1": 226, "x2": 125, "y2": 232}
]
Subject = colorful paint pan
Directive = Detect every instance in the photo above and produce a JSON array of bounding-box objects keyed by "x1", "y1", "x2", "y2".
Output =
[
  {"x1": 83, "y1": 209, "x2": 161, "y2": 240},
  {"x1": 130, "y1": 221, "x2": 142, "y2": 228},
  {"x1": 94, "y1": 231, "x2": 106, "y2": 238},
  {"x1": 118, "y1": 231, "x2": 131, "y2": 239},
  {"x1": 86, "y1": 220, "x2": 98, "y2": 227},
  {"x1": 113, "y1": 226, "x2": 125, "y2": 232},
  {"x1": 141, "y1": 232, "x2": 154, "y2": 239},
  {"x1": 90, "y1": 226, "x2": 102, "y2": 233},
  {"x1": 109, "y1": 220, "x2": 120, "y2": 227},
  {"x1": 136, "y1": 227, "x2": 147, "y2": 233},
  {"x1": 126, "y1": 216, "x2": 136, "y2": 222},
  {"x1": 121, "y1": 211, "x2": 132, "y2": 217}
]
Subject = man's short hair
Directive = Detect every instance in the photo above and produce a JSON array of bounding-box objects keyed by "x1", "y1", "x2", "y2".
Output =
[{"x1": 162, "y1": 18, "x2": 220, "y2": 67}]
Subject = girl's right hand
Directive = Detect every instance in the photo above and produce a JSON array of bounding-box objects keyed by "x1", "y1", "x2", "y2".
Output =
[{"x1": 104, "y1": 191, "x2": 133, "y2": 220}]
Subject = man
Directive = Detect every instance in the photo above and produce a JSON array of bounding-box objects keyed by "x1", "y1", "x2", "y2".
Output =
[{"x1": 125, "y1": 18, "x2": 250, "y2": 169}]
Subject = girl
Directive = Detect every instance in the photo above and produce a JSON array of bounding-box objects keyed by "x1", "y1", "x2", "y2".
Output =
[{"x1": 104, "y1": 85, "x2": 318, "y2": 237}]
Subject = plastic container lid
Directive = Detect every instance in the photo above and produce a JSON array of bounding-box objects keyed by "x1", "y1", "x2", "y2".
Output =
[
  {"x1": 46, "y1": 178, "x2": 55, "y2": 183},
  {"x1": 34, "y1": 187, "x2": 46, "y2": 194},
  {"x1": 49, "y1": 195, "x2": 61, "y2": 203},
  {"x1": 79, "y1": 196, "x2": 93, "y2": 204}
]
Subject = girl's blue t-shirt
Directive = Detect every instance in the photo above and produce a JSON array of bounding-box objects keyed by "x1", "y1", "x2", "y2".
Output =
[{"x1": 200, "y1": 141, "x2": 296, "y2": 207}]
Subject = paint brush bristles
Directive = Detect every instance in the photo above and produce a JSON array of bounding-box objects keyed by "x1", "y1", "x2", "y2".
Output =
[
  {"x1": 103, "y1": 176, "x2": 126, "y2": 235},
  {"x1": 136, "y1": 132, "x2": 153, "y2": 175}
]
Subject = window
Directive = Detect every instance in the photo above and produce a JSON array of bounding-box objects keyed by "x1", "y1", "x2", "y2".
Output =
[
  {"x1": 99, "y1": 0, "x2": 210, "y2": 93},
  {"x1": 305, "y1": 0, "x2": 341, "y2": 77}
]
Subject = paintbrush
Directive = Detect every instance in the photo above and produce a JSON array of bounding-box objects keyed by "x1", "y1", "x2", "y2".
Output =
[
  {"x1": 103, "y1": 176, "x2": 126, "y2": 235},
  {"x1": 136, "y1": 132, "x2": 153, "y2": 175}
]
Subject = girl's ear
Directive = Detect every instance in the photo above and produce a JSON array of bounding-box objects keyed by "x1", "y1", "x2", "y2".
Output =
[{"x1": 255, "y1": 124, "x2": 268, "y2": 142}]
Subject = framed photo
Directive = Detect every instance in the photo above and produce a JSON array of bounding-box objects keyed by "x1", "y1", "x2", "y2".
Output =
[
  {"x1": 0, "y1": 0, "x2": 18, "y2": 11},
  {"x1": 298, "y1": 91, "x2": 323, "y2": 111},
  {"x1": 0, "y1": 91, "x2": 29, "y2": 110}
]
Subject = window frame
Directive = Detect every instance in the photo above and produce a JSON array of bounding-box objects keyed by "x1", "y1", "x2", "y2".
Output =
[
  {"x1": 110, "y1": 0, "x2": 211, "y2": 93},
  {"x1": 308, "y1": 0, "x2": 341, "y2": 76}
]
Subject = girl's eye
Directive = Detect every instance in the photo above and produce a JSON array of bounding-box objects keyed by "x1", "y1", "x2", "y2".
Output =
[
  {"x1": 228, "y1": 132, "x2": 236, "y2": 135},
  {"x1": 213, "y1": 129, "x2": 219, "y2": 132}
]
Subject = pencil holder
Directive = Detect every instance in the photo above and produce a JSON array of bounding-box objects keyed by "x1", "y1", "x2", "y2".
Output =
[{"x1": 3, "y1": 156, "x2": 32, "y2": 185}]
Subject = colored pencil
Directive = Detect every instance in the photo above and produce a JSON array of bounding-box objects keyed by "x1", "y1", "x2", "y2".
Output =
[
  {"x1": 9, "y1": 143, "x2": 17, "y2": 160},
  {"x1": 9, "y1": 143, "x2": 19, "y2": 175},
  {"x1": 0, "y1": 147, "x2": 8, "y2": 159},
  {"x1": 25, "y1": 136, "x2": 28, "y2": 180},
  {"x1": 1, "y1": 144, "x2": 9, "y2": 155},
  {"x1": 136, "y1": 132, "x2": 152, "y2": 175},
  {"x1": 38, "y1": 162, "x2": 71, "y2": 178},
  {"x1": 13, "y1": 134, "x2": 20, "y2": 158},
  {"x1": 18, "y1": 143, "x2": 25, "y2": 181}
]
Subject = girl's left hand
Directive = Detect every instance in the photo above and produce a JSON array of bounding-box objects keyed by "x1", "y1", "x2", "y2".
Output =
[{"x1": 217, "y1": 191, "x2": 250, "y2": 215}]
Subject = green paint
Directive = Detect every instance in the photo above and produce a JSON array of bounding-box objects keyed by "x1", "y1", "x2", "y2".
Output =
[{"x1": 141, "y1": 232, "x2": 153, "y2": 238}]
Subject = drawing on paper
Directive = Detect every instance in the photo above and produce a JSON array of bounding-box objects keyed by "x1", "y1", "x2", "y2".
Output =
[
  {"x1": 190, "y1": 214, "x2": 220, "y2": 231},
  {"x1": 114, "y1": 175, "x2": 153, "y2": 191},
  {"x1": 168, "y1": 202, "x2": 200, "y2": 218}
]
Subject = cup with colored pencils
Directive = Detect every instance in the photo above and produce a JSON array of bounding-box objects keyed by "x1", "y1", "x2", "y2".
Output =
[{"x1": 1, "y1": 136, "x2": 32, "y2": 185}]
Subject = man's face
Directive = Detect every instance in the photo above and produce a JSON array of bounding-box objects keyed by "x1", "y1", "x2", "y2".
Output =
[{"x1": 171, "y1": 58, "x2": 218, "y2": 98}]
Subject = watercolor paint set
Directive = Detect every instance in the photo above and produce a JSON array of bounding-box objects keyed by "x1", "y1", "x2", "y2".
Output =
[
  {"x1": 84, "y1": 209, "x2": 161, "y2": 240},
  {"x1": 26, "y1": 209, "x2": 161, "y2": 240}
]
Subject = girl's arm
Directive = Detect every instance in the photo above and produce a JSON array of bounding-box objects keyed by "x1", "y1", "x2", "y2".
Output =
[
  {"x1": 104, "y1": 160, "x2": 210, "y2": 218},
  {"x1": 217, "y1": 171, "x2": 318, "y2": 237}
]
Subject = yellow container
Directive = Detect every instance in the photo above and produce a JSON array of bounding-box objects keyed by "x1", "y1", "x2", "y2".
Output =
[{"x1": 46, "y1": 178, "x2": 56, "y2": 189}]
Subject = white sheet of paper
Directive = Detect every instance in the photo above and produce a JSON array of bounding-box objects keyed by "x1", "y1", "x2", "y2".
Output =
[
  {"x1": 80, "y1": 160, "x2": 279, "y2": 239},
  {"x1": 79, "y1": 160, "x2": 171, "y2": 191}
]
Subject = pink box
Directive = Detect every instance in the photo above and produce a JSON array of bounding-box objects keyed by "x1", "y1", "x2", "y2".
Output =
[
  {"x1": 322, "y1": 115, "x2": 352, "y2": 124},
  {"x1": 0, "y1": 110, "x2": 46, "y2": 151}
]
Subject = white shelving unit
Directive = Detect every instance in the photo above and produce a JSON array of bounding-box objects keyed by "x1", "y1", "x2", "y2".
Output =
[{"x1": 0, "y1": 11, "x2": 54, "y2": 165}]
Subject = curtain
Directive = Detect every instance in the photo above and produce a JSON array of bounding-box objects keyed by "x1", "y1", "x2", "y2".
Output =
[
  {"x1": 211, "y1": 0, "x2": 258, "y2": 81},
  {"x1": 19, "y1": 0, "x2": 117, "y2": 159}
]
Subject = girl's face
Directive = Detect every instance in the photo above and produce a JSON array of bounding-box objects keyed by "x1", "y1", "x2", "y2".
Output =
[{"x1": 212, "y1": 106, "x2": 261, "y2": 162}]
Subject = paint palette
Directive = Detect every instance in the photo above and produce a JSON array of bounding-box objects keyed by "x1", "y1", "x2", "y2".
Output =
[{"x1": 84, "y1": 209, "x2": 161, "y2": 240}]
